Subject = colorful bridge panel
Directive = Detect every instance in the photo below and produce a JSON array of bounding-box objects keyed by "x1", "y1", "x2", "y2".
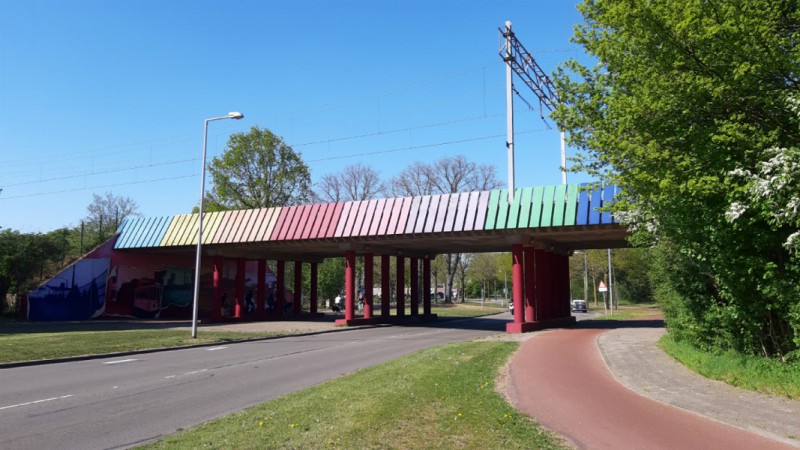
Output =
[{"x1": 114, "y1": 184, "x2": 618, "y2": 249}]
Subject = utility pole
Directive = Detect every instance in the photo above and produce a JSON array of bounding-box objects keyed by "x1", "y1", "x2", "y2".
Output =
[
  {"x1": 503, "y1": 21, "x2": 515, "y2": 204},
  {"x1": 500, "y1": 21, "x2": 567, "y2": 204}
]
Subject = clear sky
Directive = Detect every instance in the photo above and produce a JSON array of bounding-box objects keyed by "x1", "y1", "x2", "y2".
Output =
[{"x1": 0, "y1": 0, "x2": 592, "y2": 233}]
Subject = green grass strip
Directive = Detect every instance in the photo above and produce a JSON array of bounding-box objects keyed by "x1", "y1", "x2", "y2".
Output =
[
  {"x1": 0, "y1": 329, "x2": 285, "y2": 363},
  {"x1": 141, "y1": 342, "x2": 567, "y2": 449},
  {"x1": 659, "y1": 334, "x2": 800, "y2": 400}
]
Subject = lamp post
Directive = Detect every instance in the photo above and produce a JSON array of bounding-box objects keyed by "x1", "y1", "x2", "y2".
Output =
[{"x1": 191, "y1": 112, "x2": 244, "y2": 338}]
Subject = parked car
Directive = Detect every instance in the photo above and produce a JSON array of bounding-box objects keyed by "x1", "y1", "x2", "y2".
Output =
[{"x1": 571, "y1": 299, "x2": 588, "y2": 313}]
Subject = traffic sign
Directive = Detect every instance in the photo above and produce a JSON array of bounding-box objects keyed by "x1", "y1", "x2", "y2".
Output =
[{"x1": 598, "y1": 281, "x2": 608, "y2": 292}]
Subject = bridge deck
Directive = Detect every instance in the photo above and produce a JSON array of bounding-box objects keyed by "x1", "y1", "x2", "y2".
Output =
[{"x1": 114, "y1": 184, "x2": 626, "y2": 259}]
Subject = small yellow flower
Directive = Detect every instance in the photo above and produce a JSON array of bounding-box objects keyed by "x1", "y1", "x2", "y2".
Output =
[{"x1": 259, "y1": 421, "x2": 264, "y2": 427}]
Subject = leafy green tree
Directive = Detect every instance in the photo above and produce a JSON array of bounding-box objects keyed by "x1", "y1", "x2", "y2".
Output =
[
  {"x1": 0, "y1": 229, "x2": 68, "y2": 314},
  {"x1": 555, "y1": 0, "x2": 800, "y2": 359},
  {"x1": 467, "y1": 253, "x2": 499, "y2": 301},
  {"x1": 207, "y1": 126, "x2": 313, "y2": 209},
  {"x1": 317, "y1": 258, "x2": 345, "y2": 306}
]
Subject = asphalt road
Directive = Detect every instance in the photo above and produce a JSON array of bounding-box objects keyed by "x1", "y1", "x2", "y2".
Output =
[{"x1": 0, "y1": 316, "x2": 506, "y2": 450}]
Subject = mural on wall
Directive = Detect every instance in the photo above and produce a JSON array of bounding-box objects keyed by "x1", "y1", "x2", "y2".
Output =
[
  {"x1": 107, "y1": 265, "x2": 194, "y2": 319},
  {"x1": 27, "y1": 235, "x2": 282, "y2": 321},
  {"x1": 28, "y1": 258, "x2": 109, "y2": 321}
]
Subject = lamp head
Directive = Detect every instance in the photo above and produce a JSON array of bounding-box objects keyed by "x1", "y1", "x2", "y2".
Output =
[{"x1": 228, "y1": 112, "x2": 244, "y2": 120}]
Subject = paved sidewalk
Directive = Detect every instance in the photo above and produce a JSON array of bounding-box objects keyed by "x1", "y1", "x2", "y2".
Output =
[{"x1": 598, "y1": 326, "x2": 800, "y2": 447}]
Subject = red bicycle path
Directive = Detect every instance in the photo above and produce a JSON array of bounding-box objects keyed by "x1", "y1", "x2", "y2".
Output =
[{"x1": 506, "y1": 324, "x2": 795, "y2": 450}]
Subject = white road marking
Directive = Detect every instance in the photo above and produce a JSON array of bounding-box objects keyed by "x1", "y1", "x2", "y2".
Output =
[
  {"x1": 206, "y1": 346, "x2": 227, "y2": 351},
  {"x1": 184, "y1": 369, "x2": 208, "y2": 375},
  {"x1": 0, "y1": 395, "x2": 73, "y2": 411},
  {"x1": 164, "y1": 375, "x2": 176, "y2": 379},
  {"x1": 103, "y1": 358, "x2": 138, "y2": 365}
]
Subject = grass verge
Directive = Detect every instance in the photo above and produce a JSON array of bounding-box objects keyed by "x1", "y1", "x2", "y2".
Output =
[
  {"x1": 585, "y1": 305, "x2": 661, "y2": 321},
  {"x1": 659, "y1": 333, "x2": 800, "y2": 400},
  {"x1": 431, "y1": 303, "x2": 506, "y2": 317},
  {"x1": 0, "y1": 329, "x2": 285, "y2": 363},
  {"x1": 141, "y1": 342, "x2": 567, "y2": 450}
]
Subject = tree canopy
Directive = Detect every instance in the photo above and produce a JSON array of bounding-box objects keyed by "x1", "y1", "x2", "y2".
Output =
[
  {"x1": 206, "y1": 126, "x2": 313, "y2": 209},
  {"x1": 85, "y1": 191, "x2": 139, "y2": 245},
  {"x1": 555, "y1": 0, "x2": 800, "y2": 359},
  {"x1": 316, "y1": 163, "x2": 385, "y2": 203}
]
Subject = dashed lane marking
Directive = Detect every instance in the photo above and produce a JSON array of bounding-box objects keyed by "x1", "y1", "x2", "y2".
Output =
[
  {"x1": 103, "y1": 358, "x2": 138, "y2": 365},
  {"x1": 0, "y1": 395, "x2": 73, "y2": 411}
]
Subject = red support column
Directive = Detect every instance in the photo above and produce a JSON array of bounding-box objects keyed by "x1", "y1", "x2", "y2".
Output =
[
  {"x1": 276, "y1": 260, "x2": 285, "y2": 318},
  {"x1": 345, "y1": 250, "x2": 355, "y2": 321},
  {"x1": 524, "y1": 247, "x2": 536, "y2": 323},
  {"x1": 235, "y1": 258, "x2": 245, "y2": 318},
  {"x1": 364, "y1": 253, "x2": 373, "y2": 319},
  {"x1": 545, "y1": 252, "x2": 555, "y2": 320},
  {"x1": 211, "y1": 256, "x2": 223, "y2": 322},
  {"x1": 423, "y1": 257, "x2": 432, "y2": 316},
  {"x1": 512, "y1": 244, "x2": 524, "y2": 324},
  {"x1": 396, "y1": 255, "x2": 405, "y2": 317},
  {"x1": 293, "y1": 261, "x2": 302, "y2": 317},
  {"x1": 257, "y1": 259, "x2": 266, "y2": 320},
  {"x1": 536, "y1": 250, "x2": 549, "y2": 321},
  {"x1": 410, "y1": 257, "x2": 419, "y2": 316},
  {"x1": 310, "y1": 262, "x2": 318, "y2": 315},
  {"x1": 381, "y1": 255, "x2": 390, "y2": 318}
]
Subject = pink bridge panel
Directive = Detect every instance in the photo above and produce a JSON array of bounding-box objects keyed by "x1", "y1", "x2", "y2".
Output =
[
  {"x1": 412, "y1": 196, "x2": 430, "y2": 234},
  {"x1": 269, "y1": 207, "x2": 290, "y2": 240},
  {"x1": 368, "y1": 199, "x2": 386, "y2": 236},
  {"x1": 394, "y1": 197, "x2": 412, "y2": 234},
  {"x1": 276, "y1": 206, "x2": 296, "y2": 240},
  {"x1": 443, "y1": 193, "x2": 460, "y2": 232},
  {"x1": 301, "y1": 204, "x2": 321, "y2": 239},
  {"x1": 334, "y1": 202, "x2": 353, "y2": 238},
  {"x1": 291, "y1": 205, "x2": 312, "y2": 240},
  {"x1": 359, "y1": 199, "x2": 378, "y2": 236},
  {"x1": 324, "y1": 202, "x2": 344, "y2": 238},
  {"x1": 423, "y1": 195, "x2": 440, "y2": 233},
  {"x1": 348, "y1": 201, "x2": 367, "y2": 237},
  {"x1": 434, "y1": 194, "x2": 452, "y2": 233},
  {"x1": 313, "y1": 203, "x2": 333, "y2": 239},
  {"x1": 406, "y1": 196, "x2": 423, "y2": 234}
]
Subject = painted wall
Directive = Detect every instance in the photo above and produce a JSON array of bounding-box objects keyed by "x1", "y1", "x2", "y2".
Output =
[{"x1": 28, "y1": 236, "x2": 277, "y2": 321}]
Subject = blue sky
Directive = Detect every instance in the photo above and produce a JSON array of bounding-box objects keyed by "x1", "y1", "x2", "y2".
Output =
[{"x1": 0, "y1": 0, "x2": 591, "y2": 233}]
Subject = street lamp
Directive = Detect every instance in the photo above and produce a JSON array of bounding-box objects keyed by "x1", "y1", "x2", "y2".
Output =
[{"x1": 191, "y1": 112, "x2": 244, "y2": 338}]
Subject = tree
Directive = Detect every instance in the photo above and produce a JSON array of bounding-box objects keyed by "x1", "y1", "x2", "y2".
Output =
[
  {"x1": 390, "y1": 155, "x2": 502, "y2": 303},
  {"x1": 207, "y1": 126, "x2": 313, "y2": 209},
  {"x1": 554, "y1": 1, "x2": 800, "y2": 359},
  {"x1": 85, "y1": 191, "x2": 139, "y2": 245},
  {"x1": 317, "y1": 258, "x2": 345, "y2": 306},
  {"x1": 316, "y1": 163, "x2": 385, "y2": 203},
  {"x1": 0, "y1": 228, "x2": 67, "y2": 314},
  {"x1": 467, "y1": 253, "x2": 498, "y2": 301}
]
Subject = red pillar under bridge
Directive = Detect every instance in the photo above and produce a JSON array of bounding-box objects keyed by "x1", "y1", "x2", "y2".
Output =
[{"x1": 506, "y1": 246, "x2": 576, "y2": 334}]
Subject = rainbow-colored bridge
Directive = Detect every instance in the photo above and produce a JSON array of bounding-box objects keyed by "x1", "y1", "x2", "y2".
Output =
[{"x1": 29, "y1": 184, "x2": 626, "y2": 333}]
